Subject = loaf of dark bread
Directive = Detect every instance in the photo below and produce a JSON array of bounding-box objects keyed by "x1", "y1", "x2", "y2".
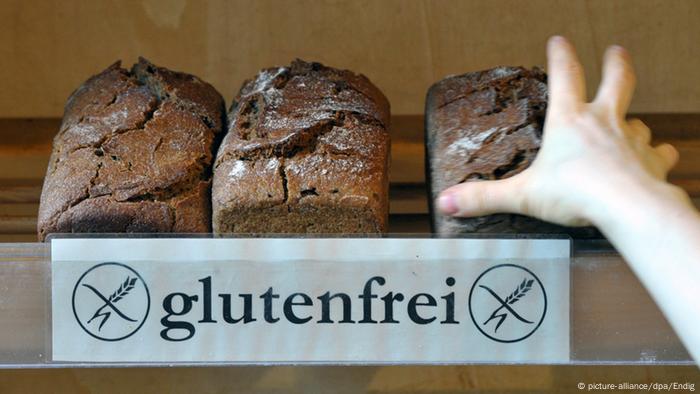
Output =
[
  {"x1": 213, "y1": 60, "x2": 390, "y2": 234},
  {"x1": 426, "y1": 66, "x2": 599, "y2": 237},
  {"x1": 37, "y1": 58, "x2": 225, "y2": 240}
]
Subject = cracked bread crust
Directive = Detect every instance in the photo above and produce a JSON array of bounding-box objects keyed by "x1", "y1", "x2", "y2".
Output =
[
  {"x1": 426, "y1": 66, "x2": 599, "y2": 236},
  {"x1": 37, "y1": 58, "x2": 225, "y2": 241},
  {"x1": 213, "y1": 59, "x2": 390, "y2": 234}
]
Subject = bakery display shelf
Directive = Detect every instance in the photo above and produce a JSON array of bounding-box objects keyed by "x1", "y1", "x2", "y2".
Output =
[
  {"x1": 2, "y1": 114, "x2": 700, "y2": 239},
  {"x1": 0, "y1": 239, "x2": 692, "y2": 368},
  {"x1": 0, "y1": 114, "x2": 696, "y2": 367}
]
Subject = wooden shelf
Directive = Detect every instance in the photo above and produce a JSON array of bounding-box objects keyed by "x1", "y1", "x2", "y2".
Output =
[
  {"x1": 0, "y1": 114, "x2": 698, "y2": 241},
  {"x1": 0, "y1": 115, "x2": 695, "y2": 367}
]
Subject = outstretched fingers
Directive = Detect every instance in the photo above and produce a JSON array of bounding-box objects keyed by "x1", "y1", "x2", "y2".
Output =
[
  {"x1": 594, "y1": 45, "x2": 636, "y2": 116},
  {"x1": 547, "y1": 36, "x2": 587, "y2": 112}
]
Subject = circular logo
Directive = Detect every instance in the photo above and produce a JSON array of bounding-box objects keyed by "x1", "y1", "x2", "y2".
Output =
[
  {"x1": 468, "y1": 264, "x2": 547, "y2": 343},
  {"x1": 72, "y1": 262, "x2": 150, "y2": 341}
]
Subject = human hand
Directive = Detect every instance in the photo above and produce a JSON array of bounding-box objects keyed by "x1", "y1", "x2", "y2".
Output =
[{"x1": 436, "y1": 36, "x2": 685, "y2": 228}]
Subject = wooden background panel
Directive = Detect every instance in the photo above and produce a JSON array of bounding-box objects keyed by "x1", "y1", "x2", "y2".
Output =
[
  {"x1": 1, "y1": 0, "x2": 700, "y2": 118},
  {"x1": 586, "y1": 1, "x2": 700, "y2": 111},
  {"x1": 203, "y1": 0, "x2": 434, "y2": 118},
  {"x1": 420, "y1": 1, "x2": 600, "y2": 90}
]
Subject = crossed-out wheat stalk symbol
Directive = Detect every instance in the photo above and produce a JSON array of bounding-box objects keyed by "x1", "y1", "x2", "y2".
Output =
[
  {"x1": 479, "y1": 278, "x2": 535, "y2": 333},
  {"x1": 83, "y1": 276, "x2": 139, "y2": 331}
]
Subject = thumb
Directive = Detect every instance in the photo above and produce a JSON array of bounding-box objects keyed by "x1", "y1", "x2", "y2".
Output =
[{"x1": 436, "y1": 175, "x2": 526, "y2": 217}]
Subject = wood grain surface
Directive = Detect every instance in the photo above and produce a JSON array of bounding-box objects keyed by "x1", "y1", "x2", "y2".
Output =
[
  {"x1": 1, "y1": 0, "x2": 699, "y2": 117},
  {"x1": 0, "y1": 365, "x2": 696, "y2": 393}
]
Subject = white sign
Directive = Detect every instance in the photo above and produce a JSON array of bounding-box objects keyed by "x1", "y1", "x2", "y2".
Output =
[{"x1": 51, "y1": 238, "x2": 570, "y2": 363}]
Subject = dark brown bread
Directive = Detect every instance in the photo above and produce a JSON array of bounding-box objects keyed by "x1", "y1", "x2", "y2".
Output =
[
  {"x1": 426, "y1": 66, "x2": 599, "y2": 237},
  {"x1": 37, "y1": 58, "x2": 225, "y2": 241},
  {"x1": 213, "y1": 60, "x2": 390, "y2": 234}
]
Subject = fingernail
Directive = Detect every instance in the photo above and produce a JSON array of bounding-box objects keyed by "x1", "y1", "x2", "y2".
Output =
[
  {"x1": 437, "y1": 193, "x2": 458, "y2": 215},
  {"x1": 610, "y1": 45, "x2": 630, "y2": 58},
  {"x1": 549, "y1": 35, "x2": 567, "y2": 46},
  {"x1": 610, "y1": 44, "x2": 625, "y2": 51},
  {"x1": 550, "y1": 35, "x2": 565, "y2": 43}
]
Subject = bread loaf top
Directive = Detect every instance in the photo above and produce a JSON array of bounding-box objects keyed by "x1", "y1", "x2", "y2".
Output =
[
  {"x1": 427, "y1": 66, "x2": 547, "y2": 193},
  {"x1": 38, "y1": 58, "x2": 224, "y2": 240},
  {"x1": 216, "y1": 59, "x2": 389, "y2": 163}
]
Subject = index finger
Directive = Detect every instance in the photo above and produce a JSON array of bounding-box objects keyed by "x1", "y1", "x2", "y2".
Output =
[{"x1": 547, "y1": 36, "x2": 587, "y2": 111}]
